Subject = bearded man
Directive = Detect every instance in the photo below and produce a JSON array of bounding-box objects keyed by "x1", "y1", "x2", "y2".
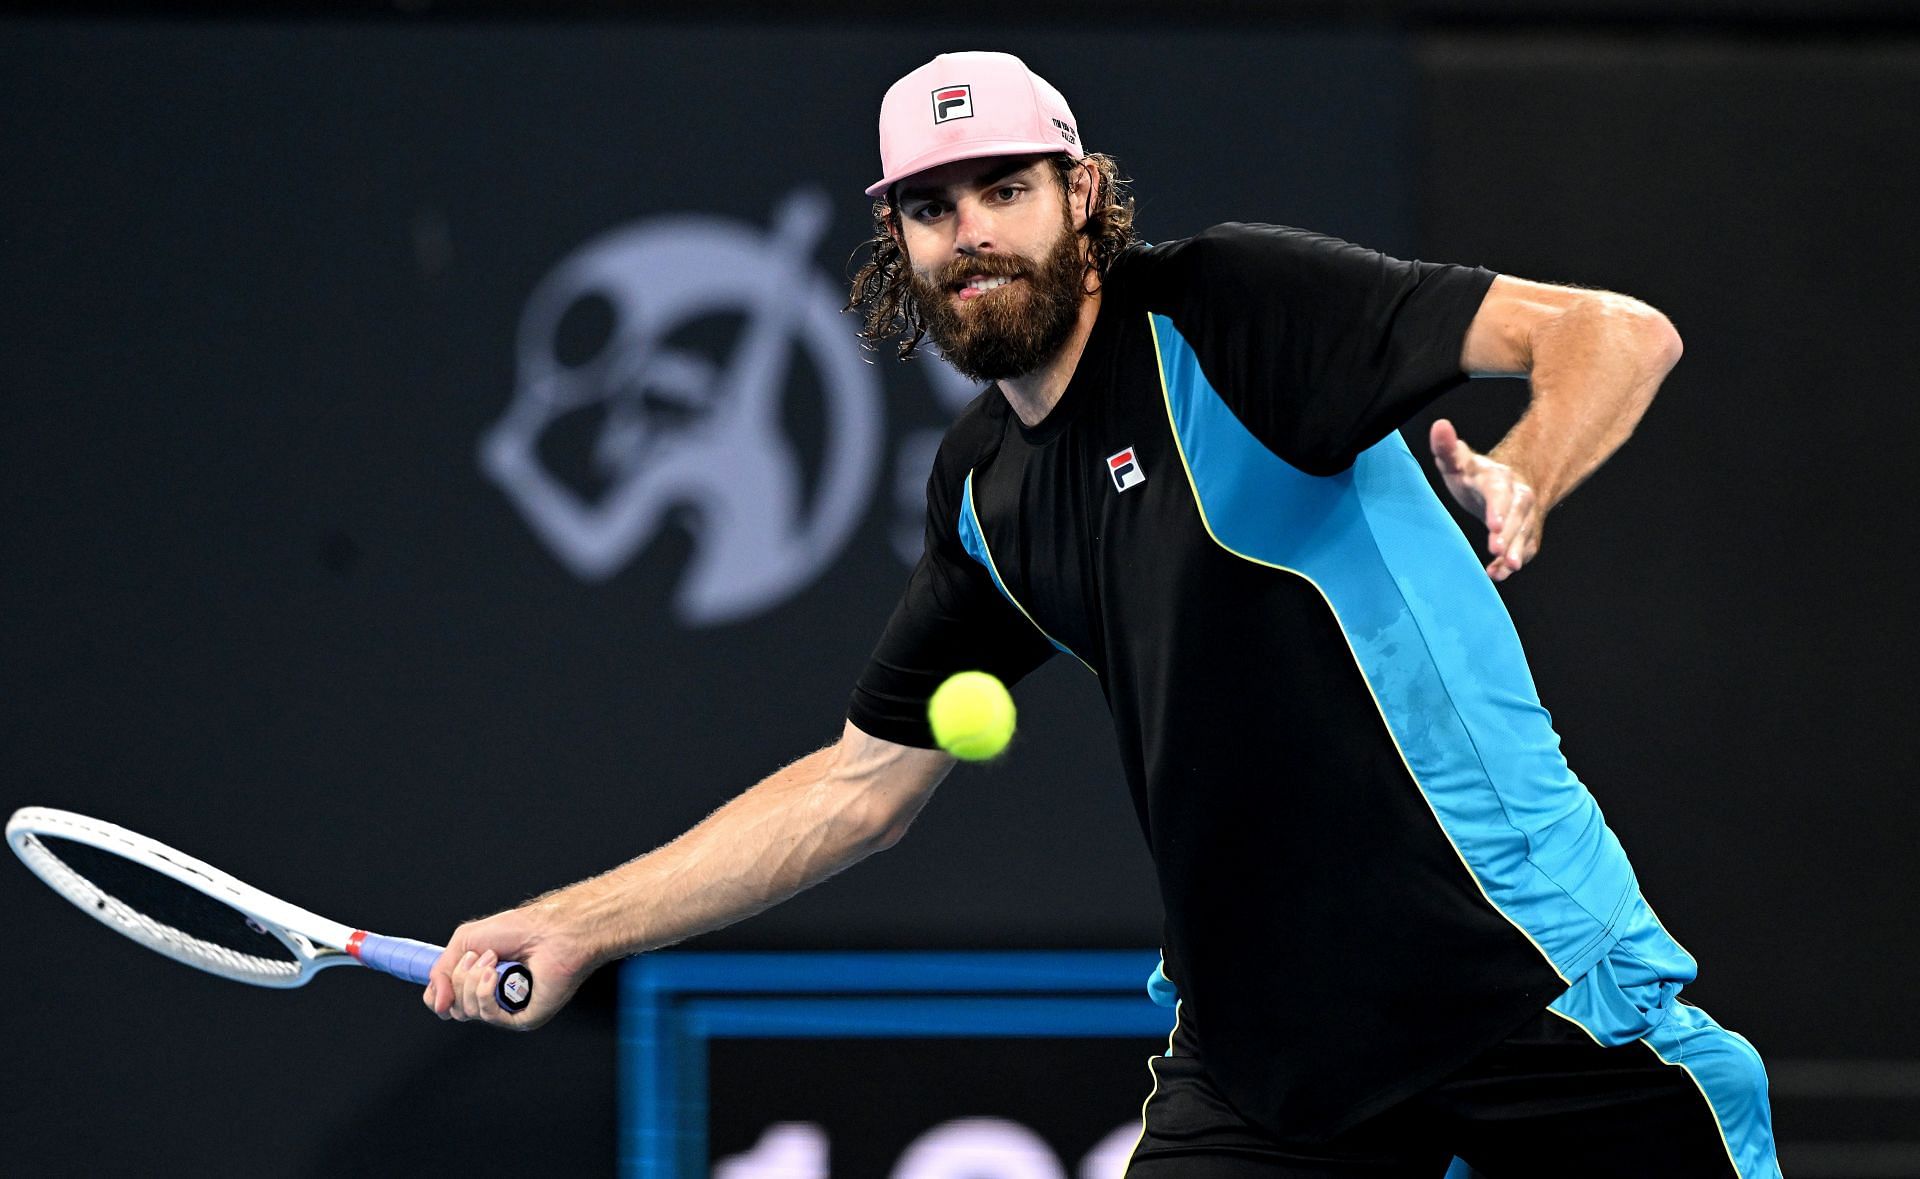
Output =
[{"x1": 427, "y1": 50, "x2": 1779, "y2": 1179}]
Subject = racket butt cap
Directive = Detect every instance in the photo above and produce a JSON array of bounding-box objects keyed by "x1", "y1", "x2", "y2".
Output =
[{"x1": 498, "y1": 964, "x2": 532, "y2": 1012}]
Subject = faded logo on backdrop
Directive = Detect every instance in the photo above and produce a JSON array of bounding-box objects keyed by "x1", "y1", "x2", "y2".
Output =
[{"x1": 480, "y1": 191, "x2": 885, "y2": 626}]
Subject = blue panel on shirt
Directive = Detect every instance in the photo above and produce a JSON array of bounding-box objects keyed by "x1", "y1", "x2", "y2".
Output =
[
  {"x1": 958, "y1": 471, "x2": 1082, "y2": 663},
  {"x1": 1148, "y1": 313, "x2": 1695, "y2": 1043}
]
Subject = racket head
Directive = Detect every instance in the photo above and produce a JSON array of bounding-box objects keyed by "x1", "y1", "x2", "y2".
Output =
[{"x1": 6, "y1": 806, "x2": 354, "y2": 989}]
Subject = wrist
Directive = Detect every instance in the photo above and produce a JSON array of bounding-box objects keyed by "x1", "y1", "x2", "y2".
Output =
[
  {"x1": 1486, "y1": 443, "x2": 1555, "y2": 509},
  {"x1": 538, "y1": 885, "x2": 640, "y2": 970}
]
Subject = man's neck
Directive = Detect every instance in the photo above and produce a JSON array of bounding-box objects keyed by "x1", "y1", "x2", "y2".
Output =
[{"x1": 996, "y1": 287, "x2": 1103, "y2": 429}]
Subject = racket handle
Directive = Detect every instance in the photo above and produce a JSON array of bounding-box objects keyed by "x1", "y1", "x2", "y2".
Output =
[{"x1": 349, "y1": 932, "x2": 533, "y2": 1014}]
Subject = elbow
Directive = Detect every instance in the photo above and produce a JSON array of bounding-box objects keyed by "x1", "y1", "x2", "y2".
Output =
[
  {"x1": 1560, "y1": 292, "x2": 1683, "y2": 379},
  {"x1": 864, "y1": 782, "x2": 936, "y2": 851},
  {"x1": 1602, "y1": 294, "x2": 1681, "y2": 373},
  {"x1": 816, "y1": 732, "x2": 950, "y2": 857},
  {"x1": 857, "y1": 774, "x2": 948, "y2": 852},
  {"x1": 846, "y1": 807, "x2": 911, "y2": 855},
  {"x1": 866, "y1": 814, "x2": 915, "y2": 852},
  {"x1": 844, "y1": 789, "x2": 922, "y2": 854},
  {"x1": 1642, "y1": 307, "x2": 1683, "y2": 373}
]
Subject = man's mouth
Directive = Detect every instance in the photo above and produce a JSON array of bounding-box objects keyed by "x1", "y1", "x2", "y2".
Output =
[{"x1": 955, "y1": 273, "x2": 1020, "y2": 301}]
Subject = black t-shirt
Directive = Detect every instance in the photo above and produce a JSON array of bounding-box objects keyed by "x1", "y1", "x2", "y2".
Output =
[{"x1": 848, "y1": 225, "x2": 1587, "y2": 1139}]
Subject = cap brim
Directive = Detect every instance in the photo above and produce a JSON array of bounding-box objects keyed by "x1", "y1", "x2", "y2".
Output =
[{"x1": 864, "y1": 139, "x2": 1082, "y2": 198}]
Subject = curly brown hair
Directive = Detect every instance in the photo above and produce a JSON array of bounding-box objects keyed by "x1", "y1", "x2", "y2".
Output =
[{"x1": 845, "y1": 152, "x2": 1137, "y2": 361}]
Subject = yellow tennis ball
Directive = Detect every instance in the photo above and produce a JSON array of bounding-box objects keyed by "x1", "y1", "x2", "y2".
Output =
[{"x1": 928, "y1": 671, "x2": 1016, "y2": 761}]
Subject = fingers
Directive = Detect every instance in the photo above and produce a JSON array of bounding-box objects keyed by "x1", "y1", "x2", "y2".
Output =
[
  {"x1": 1485, "y1": 482, "x2": 1540, "y2": 582},
  {"x1": 421, "y1": 905, "x2": 573, "y2": 1030},
  {"x1": 432, "y1": 950, "x2": 478, "y2": 1021},
  {"x1": 423, "y1": 933, "x2": 472, "y2": 1018},
  {"x1": 433, "y1": 946, "x2": 537, "y2": 1028},
  {"x1": 1428, "y1": 421, "x2": 1491, "y2": 527},
  {"x1": 1428, "y1": 418, "x2": 1467, "y2": 474},
  {"x1": 1424, "y1": 423, "x2": 1547, "y2": 582},
  {"x1": 462, "y1": 950, "x2": 504, "y2": 1023},
  {"x1": 1481, "y1": 470, "x2": 1515, "y2": 543},
  {"x1": 1427, "y1": 423, "x2": 1543, "y2": 582},
  {"x1": 439, "y1": 949, "x2": 501, "y2": 1024}
]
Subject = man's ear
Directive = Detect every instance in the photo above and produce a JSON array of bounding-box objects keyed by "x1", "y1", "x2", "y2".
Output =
[{"x1": 1069, "y1": 162, "x2": 1094, "y2": 231}]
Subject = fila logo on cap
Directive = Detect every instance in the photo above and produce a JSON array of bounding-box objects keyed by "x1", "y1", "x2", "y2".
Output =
[
  {"x1": 1107, "y1": 447, "x2": 1146, "y2": 492},
  {"x1": 931, "y1": 85, "x2": 974, "y2": 123}
]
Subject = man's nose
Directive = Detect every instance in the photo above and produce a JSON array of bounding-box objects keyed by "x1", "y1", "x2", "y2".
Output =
[{"x1": 953, "y1": 198, "x2": 995, "y2": 255}]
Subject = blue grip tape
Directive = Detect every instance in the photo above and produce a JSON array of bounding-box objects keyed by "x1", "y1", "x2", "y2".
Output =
[
  {"x1": 357, "y1": 934, "x2": 441, "y2": 984},
  {"x1": 355, "y1": 932, "x2": 531, "y2": 1011}
]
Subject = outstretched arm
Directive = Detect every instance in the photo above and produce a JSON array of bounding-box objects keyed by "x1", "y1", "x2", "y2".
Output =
[
  {"x1": 1431, "y1": 275, "x2": 1683, "y2": 580},
  {"x1": 424, "y1": 720, "x2": 953, "y2": 1028}
]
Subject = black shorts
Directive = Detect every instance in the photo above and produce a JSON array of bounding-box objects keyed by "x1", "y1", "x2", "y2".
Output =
[{"x1": 1127, "y1": 1001, "x2": 1777, "y2": 1178}]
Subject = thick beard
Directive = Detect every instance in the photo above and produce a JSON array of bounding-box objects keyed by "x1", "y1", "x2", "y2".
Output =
[{"x1": 906, "y1": 217, "x2": 1089, "y2": 384}]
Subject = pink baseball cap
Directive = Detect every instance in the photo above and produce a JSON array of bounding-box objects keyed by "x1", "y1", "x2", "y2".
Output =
[{"x1": 866, "y1": 51, "x2": 1084, "y2": 198}]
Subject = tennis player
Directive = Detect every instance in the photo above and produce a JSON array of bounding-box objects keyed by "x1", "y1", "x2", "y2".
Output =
[{"x1": 429, "y1": 51, "x2": 1779, "y2": 1177}]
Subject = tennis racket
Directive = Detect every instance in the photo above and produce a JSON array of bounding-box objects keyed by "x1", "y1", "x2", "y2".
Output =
[{"x1": 7, "y1": 806, "x2": 531, "y2": 1013}]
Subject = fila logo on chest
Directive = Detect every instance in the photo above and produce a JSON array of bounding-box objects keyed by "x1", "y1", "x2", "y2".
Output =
[{"x1": 1106, "y1": 446, "x2": 1146, "y2": 492}]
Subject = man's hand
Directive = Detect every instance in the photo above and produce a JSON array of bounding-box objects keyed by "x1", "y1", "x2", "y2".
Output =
[
  {"x1": 423, "y1": 901, "x2": 597, "y2": 1031},
  {"x1": 1447, "y1": 277, "x2": 1682, "y2": 578},
  {"x1": 1429, "y1": 418, "x2": 1540, "y2": 582}
]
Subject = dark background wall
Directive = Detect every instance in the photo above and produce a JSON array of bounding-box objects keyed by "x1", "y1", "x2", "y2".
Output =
[{"x1": 2, "y1": 8, "x2": 1915, "y2": 1176}]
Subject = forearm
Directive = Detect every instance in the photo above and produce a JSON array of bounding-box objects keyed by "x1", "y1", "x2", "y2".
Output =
[
  {"x1": 1490, "y1": 293, "x2": 1682, "y2": 509},
  {"x1": 530, "y1": 734, "x2": 942, "y2": 967}
]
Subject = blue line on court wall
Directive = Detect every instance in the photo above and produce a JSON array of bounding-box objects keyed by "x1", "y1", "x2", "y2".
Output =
[{"x1": 618, "y1": 950, "x2": 1168, "y2": 1178}]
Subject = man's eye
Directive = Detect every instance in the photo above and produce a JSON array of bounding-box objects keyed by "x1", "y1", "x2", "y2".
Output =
[
  {"x1": 994, "y1": 186, "x2": 1022, "y2": 202},
  {"x1": 911, "y1": 204, "x2": 946, "y2": 221}
]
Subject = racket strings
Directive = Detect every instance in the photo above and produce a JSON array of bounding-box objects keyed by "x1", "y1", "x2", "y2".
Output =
[{"x1": 16, "y1": 833, "x2": 303, "y2": 985}]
